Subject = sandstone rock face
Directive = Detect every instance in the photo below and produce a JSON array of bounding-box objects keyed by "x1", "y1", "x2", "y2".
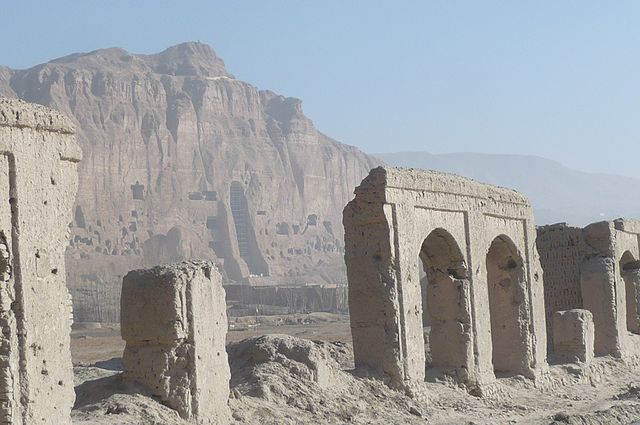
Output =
[
  {"x1": 0, "y1": 98, "x2": 80, "y2": 424},
  {"x1": 121, "y1": 261, "x2": 230, "y2": 424},
  {"x1": 0, "y1": 42, "x2": 379, "y2": 322}
]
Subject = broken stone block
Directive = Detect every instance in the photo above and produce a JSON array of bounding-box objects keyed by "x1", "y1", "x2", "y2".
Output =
[
  {"x1": 552, "y1": 309, "x2": 594, "y2": 364},
  {"x1": 121, "y1": 261, "x2": 230, "y2": 424}
]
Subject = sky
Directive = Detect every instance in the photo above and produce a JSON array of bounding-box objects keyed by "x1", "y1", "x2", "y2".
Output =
[{"x1": 2, "y1": 1, "x2": 640, "y2": 176}]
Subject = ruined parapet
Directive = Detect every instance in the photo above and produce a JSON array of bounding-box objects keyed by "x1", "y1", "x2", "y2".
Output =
[
  {"x1": 121, "y1": 261, "x2": 230, "y2": 424},
  {"x1": 344, "y1": 166, "x2": 547, "y2": 391},
  {"x1": 552, "y1": 309, "x2": 594, "y2": 364},
  {"x1": 0, "y1": 98, "x2": 81, "y2": 424}
]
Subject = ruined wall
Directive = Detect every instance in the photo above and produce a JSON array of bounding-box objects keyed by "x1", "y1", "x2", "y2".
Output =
[
  {"x1": 536, "y1": 224, "x2": 586, "y2": 348},
  {"x1": 0, "y1": 98, "x2": 80, "y2": 424},
  {"x1": 581, "y1": 220, "x2": 640, "y2": 357},
  {"x1": 537, "y1": 219, "x2": 640, "y2": 359},
  {"x1": 121, "y1": 261, "x2": 230, "y2": 424},
  {"x1": 344, "y1": 166, "x2": 547, "y2": 391}
]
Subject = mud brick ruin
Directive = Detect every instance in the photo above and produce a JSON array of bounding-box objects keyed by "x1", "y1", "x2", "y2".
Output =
[
  {"x1": 343, "y1": 166, "x2": 547, "y2": 390},
  {"x1": 6, "y1": 92, "x2": 640, "y2": 422},
  {"x1": 538, "y1": 219, "x2": 640, "y2": 359},
  {"x1": 121, "y1": 261, "x2": 231, "y2": 424},
  {"x1": 552, "y1": 309, "x2": 594, "y2": 364},
  {"x1": 0, "y1": 98, "x2": 80, "y2": 424}
]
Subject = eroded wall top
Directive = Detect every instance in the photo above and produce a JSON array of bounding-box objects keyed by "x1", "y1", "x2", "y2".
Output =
[
  {"x1": 0, "y1": 98, "x2": 74, "y2": 134},
  {"x1": 355, "y1": 166, "x2": 530, "y2": 206}
]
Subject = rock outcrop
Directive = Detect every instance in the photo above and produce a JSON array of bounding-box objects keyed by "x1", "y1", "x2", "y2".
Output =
[{"x1": 0, "y1": 42, "x2": 379, "y2": 322}]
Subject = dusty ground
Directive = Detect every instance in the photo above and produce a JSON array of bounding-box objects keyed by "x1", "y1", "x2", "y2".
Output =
[
  {"x1": 71, "y1": 314, "x2": 640, "y2": 424},
  {"x1": 71, "y1": 312, "x2": 351, "y2": 364}
]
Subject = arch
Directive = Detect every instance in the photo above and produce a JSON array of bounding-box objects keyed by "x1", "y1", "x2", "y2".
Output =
[
  {"x1": 620, "y1": 250, "x2": 640, "y2": 334},
  {"x1": 486, "y1": 235, "x2": 528, "y2": 376},
  {"x1": 418, "y1": 228, "x2": 470, "y2": 379}
]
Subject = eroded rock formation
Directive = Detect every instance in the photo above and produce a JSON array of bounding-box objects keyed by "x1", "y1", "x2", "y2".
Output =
[{"x1": 0, "y1": 42, "x2": 379, "y2": 322}]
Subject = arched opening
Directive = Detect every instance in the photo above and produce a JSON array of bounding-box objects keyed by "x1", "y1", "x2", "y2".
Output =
[
  {"x1": 418, "y1": 228, "x2": 470, "y2": 379},
  {"x1": 620, "y1": 251, "x2": 640, "y2": 335},
  {"x1": 486, "y1": 235, "x2": 528, "y2": 376}
]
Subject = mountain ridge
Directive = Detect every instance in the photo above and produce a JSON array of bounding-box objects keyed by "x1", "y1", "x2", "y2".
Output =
[
  {"x1": 375, "y1": 151, "x2": 640, "y2": 225},
  {"x1": 0, "y1": 41, "x2": 380, "y2": 322}
]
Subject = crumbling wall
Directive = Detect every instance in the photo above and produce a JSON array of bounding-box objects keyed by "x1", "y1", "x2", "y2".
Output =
[
  {"x1": 121, "y1": 261, "x2": 230, "y2": 424},
  {"x1": 0, "y1": 98, "x2": 80, "y2": 424},
  {"x1": 344, "y1": 166, "x2": 547, "y2": 391},
  {"x1": 581, "y1": 220, "x2": 640, "y2": 357},
  {"x1": 536, "y1": 224, "x2": 586, "y2": 349},
  {"x1": 538, "y1": 219, "x2": 640, "y2": 359}
]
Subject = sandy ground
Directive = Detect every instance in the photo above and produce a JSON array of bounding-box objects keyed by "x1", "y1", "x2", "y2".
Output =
[
  {"x1": 71, "y1": 313, "x2": 640, "y2": 424},
  {"x1": 71, "y1": 312, "x2": 351, "y2": 364}
]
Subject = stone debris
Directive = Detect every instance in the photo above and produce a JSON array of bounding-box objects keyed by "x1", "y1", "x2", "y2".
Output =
[
  {"x1": 121, "y1": 261, "x2": 230, "y2": 424},
  {"x1": 0, "y1": 97, "x2": 81, "y2": 424}
]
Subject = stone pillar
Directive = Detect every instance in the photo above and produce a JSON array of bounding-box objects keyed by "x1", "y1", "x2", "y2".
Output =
[
  {"x1": 121, "y1": 261, "x2": 230, "y2": 424},
  {"x1": 622, "y1": 269, "x2": 640, "y2": 334},
  {"x1": 0, "y1": 98, "x2": 80, "y2": 425},
  {"x1": 581, "y1": 257, "x2": 621, "y2": 356},
  {"x1": 344, "y1": 196, "x2": 412, "y2": 386},
  {"x1": 552, "y1": 309, "x2": 594, "y2": 364}
]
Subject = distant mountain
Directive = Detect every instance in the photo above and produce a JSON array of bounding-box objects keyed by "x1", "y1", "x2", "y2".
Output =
[
  {"x1": 375, "y1": 152, "x2": 640, "y2": 226},
  {"x1": 0, "y1": 42, "x2": 380, "y2": 322}
]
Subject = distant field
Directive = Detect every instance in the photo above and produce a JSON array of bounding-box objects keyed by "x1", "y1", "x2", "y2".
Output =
[{"x1": 71, "y1": 313, "x2": 352, "y2": 365}]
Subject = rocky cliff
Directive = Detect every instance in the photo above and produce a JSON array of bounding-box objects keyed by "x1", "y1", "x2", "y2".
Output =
[{"x1": 0, "y1": 42, "x2": 379, "y2": 322}]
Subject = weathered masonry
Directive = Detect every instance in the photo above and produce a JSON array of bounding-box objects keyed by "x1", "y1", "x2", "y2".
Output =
[
  {"x1": 121, "y1": 261, "x2": 231, "y2": 424},
  {"x1": 0, "y1": 98, "x2": 81, "y2": 424},
  {"x1": 538, "y1": 220, "x2": 640, "y2": 358},
  {"x1": 552, "y1": 309, "x2": 594, "y2": 364},
  {"x1": 344, "y1": 167, "x2": 547, "y2": 390}
]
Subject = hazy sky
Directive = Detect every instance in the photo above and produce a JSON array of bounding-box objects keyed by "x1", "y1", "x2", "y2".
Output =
[{"x1": 2, "y1": 1, "x2": 640, "y2": 176}]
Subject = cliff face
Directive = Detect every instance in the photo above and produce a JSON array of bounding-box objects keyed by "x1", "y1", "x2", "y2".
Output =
[{"x1": 0, "y1": 42, "x2": 379, "y2": 322}]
